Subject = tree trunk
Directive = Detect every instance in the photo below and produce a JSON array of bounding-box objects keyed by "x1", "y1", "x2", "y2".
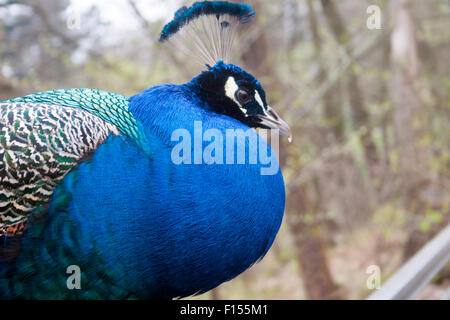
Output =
[
  {"x1": 308, "y1": 0, "x2": 344, "y2": 141},
  {"x1": 320, "y1": 0, "x2": 378, "y2": 165},
  {"x1": 390, "y1": 1, "x2": 425, "y2": 178},
  {"x1": 287, "y1": 182, "x2": 342, "y2": 299},
  {"x1": 389, "y1": 1, "x2": 440, "y2": 263},
  {"x1": 273, "y1": 0, "x2": 342, "y2": 300}
]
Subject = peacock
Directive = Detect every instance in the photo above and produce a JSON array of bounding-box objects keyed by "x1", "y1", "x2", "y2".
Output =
[{"x1": 0, "y1": 1, "x2": 291, "y2": 299}]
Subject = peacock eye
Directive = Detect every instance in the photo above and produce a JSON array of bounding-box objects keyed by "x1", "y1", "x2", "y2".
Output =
[{"x1": 236, "y1": 88, "x2": 251, "y2": 105}]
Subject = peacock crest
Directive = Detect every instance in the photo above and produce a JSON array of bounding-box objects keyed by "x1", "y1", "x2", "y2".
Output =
[{"x1": 159, "y1": 1, "x2": 255, "y2": 67}]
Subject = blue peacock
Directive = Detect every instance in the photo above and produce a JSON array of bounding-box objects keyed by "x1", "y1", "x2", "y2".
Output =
[{"x1": 0, "y1": 1, "x2": 291, "y2": 299}]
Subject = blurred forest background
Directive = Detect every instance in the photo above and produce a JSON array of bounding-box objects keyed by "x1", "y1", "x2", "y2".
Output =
[{"x1": 1, "y1": 0, "x2": 449, "y2": 299}]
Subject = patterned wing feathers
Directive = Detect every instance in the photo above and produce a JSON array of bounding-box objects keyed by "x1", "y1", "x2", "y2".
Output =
[{"x1": 0, "y1": 102, "x2": 119, "y2": 236}]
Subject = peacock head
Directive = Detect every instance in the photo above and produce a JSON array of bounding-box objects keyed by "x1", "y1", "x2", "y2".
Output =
[
  {"x1": 160, "y1": 1, "x2": 291, "y2": 140},
  {"x1": 189, "y1": 60, "x2": 291, "y2": 140}
]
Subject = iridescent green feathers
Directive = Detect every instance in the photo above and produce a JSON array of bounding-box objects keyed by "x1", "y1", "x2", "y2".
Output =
[
  {"x1": 6, "y1": 89, "x2": 145, "y2": 144},
  {"x1": 0, "y1": 88, "x2": 148, "y2": 237}
]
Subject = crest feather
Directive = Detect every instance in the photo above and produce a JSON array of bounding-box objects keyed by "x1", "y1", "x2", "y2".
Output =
[{"x1": 159, "y1": 1, "x2": 255, "y2": 66}]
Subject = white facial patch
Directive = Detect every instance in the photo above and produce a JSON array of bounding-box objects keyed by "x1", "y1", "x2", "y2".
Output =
[
  {"x1": 254, "y1": 90, "x2": 266, "y2": 114},
  {"x1": 225, "y1": 76, "x2": 247, "y2": 115}
]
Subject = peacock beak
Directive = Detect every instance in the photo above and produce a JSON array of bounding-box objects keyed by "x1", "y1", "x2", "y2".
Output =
[{"x1": 255, "y1": 106, "x2": 292, "y2": 143}]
